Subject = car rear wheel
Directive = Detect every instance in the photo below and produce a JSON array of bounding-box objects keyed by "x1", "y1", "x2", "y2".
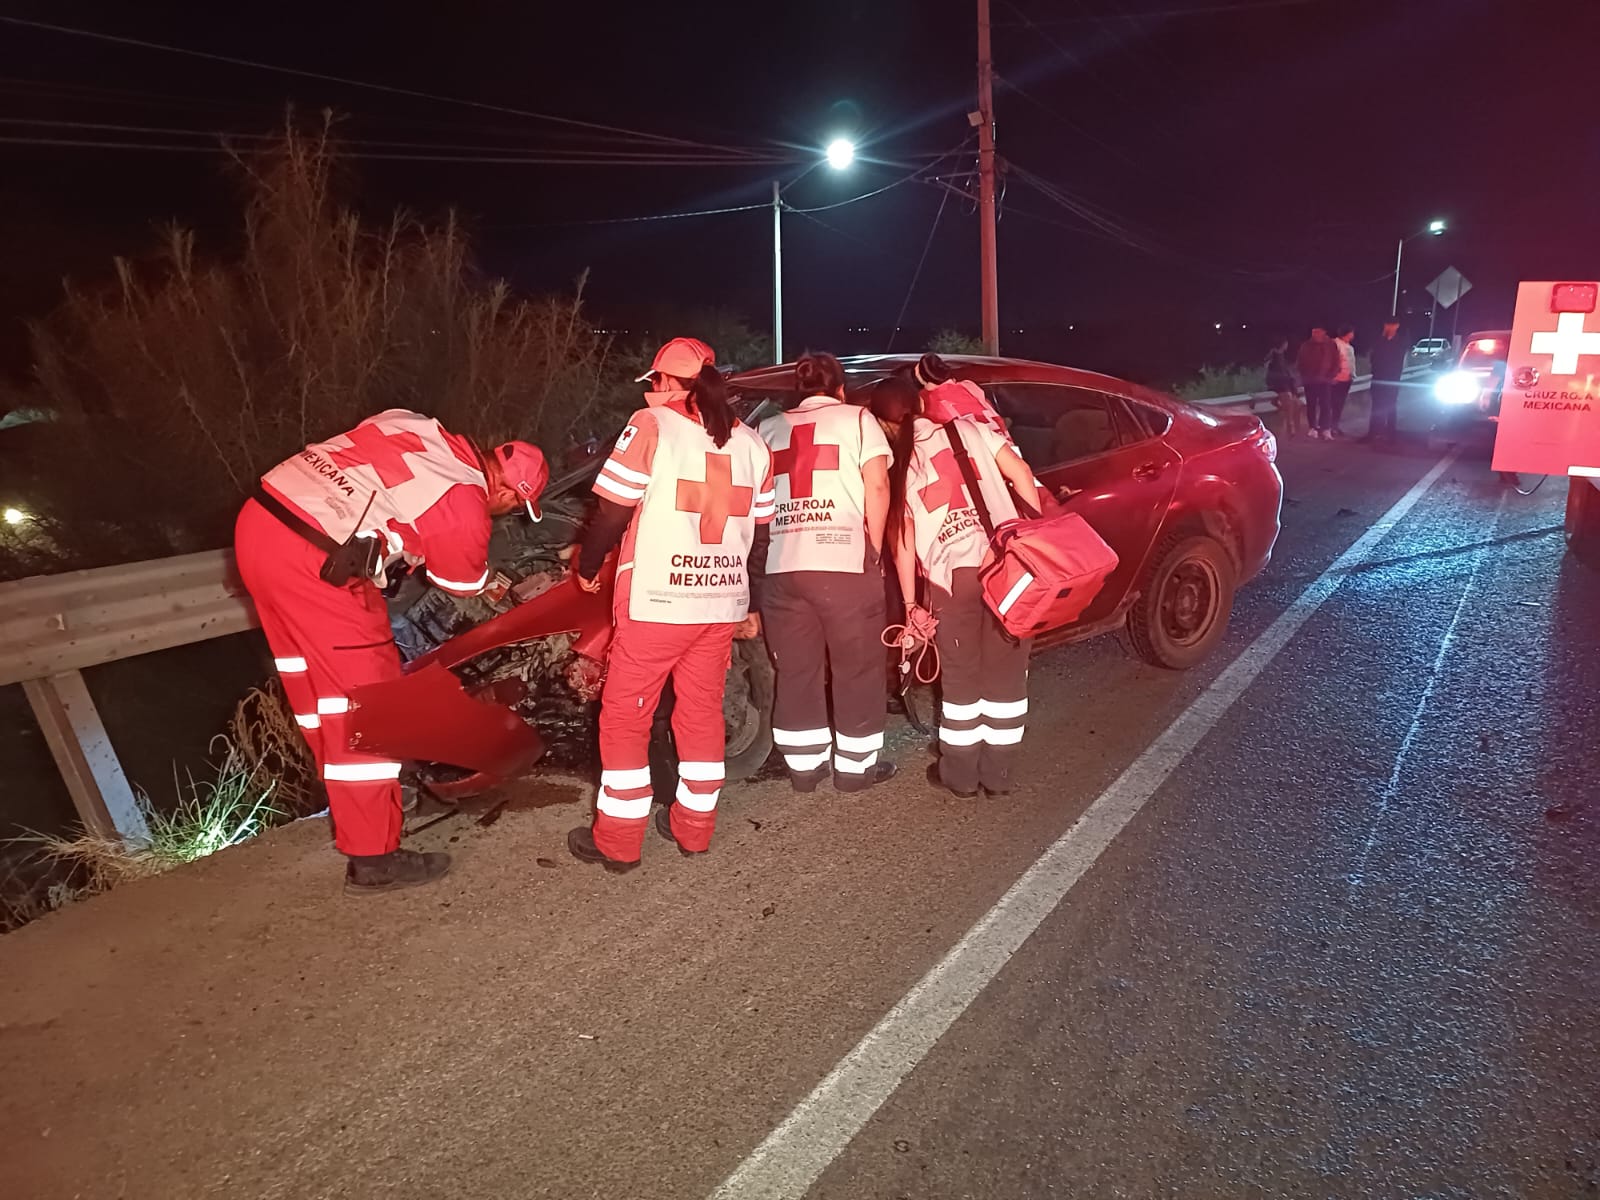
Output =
[
  {"x1": 648, "y1": 634, "x2": 776, "y2": 786},
  {"x1": 1128, "y1": 532, "x2": 1236, "y2": 670}
]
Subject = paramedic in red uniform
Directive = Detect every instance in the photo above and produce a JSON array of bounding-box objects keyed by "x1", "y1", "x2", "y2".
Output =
[
  {"x1": 757, "y1": 351, "x2": 896, "y2": 792},
  {"x1": 234, "y1": 410, "x2": 548, "y2": 893},
  {"x1": 871, "y1": 376, "x2": 1048, "y2": 798},
  {"x1": 569, "y1": 338, "x2": 775, "y2": 872}
]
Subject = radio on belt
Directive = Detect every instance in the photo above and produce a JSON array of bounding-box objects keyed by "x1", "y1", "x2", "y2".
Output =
[{"x1": 1491, "y1": 280, "x2": 1600, "y2": 479}]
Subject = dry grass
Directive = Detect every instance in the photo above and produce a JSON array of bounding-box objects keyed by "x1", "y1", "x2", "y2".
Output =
[
  {"x1": 27, "y1": 735, "x2": 283, "y2": 896},
  {"x1": 2, "y1": 679, "x2": 319, "y2": 929},
  {"x1": 4, "y1": 117, "x2": 623, "y2": 577}
]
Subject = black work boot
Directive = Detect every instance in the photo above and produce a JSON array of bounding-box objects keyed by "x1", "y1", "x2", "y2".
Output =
[
  {"x1": 654, "y1": 805, "x2": 707, "y2": 857},
  {"x1": 344, "y1": 848, "x2": 450, "y2": 895},
  {"x1": 566, "y1": 826, "x2": 641, "y2": 875},
  {"x1": 834, "y1": 761, "x2": 899, "y2": 793},
  {"x1": 926, "y1": 761, "x2": 978, "y2": 799},
  {"x1": 788, "y1": 764, "x2": 831, "y2": 794}
]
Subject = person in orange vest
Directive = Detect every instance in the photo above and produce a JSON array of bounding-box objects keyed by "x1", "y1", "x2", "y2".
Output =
[
  {"x1": 569, "y1": 338, "x2": 775, "y2": 871},
  {"x1": 869, "y1": 375, "x2": 1047, "y2": 799},
  {"x1": 234, "y1": 410, "x2": 548, "y2": 893},
  {"x1": 757, "y1": 351, "x2": 895, "y2": 792}
]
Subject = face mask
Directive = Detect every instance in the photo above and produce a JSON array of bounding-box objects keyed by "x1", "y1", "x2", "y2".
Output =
[{"x1": 643, "y1": 388, "x2": 690, "y2": 408}]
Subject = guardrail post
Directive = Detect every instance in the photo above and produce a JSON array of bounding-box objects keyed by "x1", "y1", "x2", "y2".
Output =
[{"x1": 21, "y1": 670, "x2": 150, "y2": 845}]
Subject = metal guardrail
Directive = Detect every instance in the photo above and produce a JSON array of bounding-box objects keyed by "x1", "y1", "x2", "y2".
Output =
[
  {"x1": 1189, "y1": 362, "x2": 1433, "y2": 410},
  {"x1": 0, "y1": 549, "x2": 259, "y2": 843}
]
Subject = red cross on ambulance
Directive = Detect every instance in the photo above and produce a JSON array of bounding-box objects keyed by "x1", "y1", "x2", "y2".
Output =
[{"x1": 1529, "y1": 283, "x2": 1600, "y2": 376}]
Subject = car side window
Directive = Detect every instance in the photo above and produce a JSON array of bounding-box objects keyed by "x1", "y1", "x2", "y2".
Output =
[
  {"x1": 1124, "y1": 399, "x2": 1173, "y2": 440},
  {"x1": 991, "y1": 383, "x2": 1125, "y2": 469}
]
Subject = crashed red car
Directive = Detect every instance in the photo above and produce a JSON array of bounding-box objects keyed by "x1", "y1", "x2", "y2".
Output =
[{"x1": 348, "y1": 355, "x2": 1284, "y2": 793}]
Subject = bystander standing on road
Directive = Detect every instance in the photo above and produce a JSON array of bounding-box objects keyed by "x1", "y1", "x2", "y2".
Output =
[
  {"x1": 1363, "y1": 317, "x2": 1406, "y2": 445},
  {"x1": 1296, "y1": 325, "x2": 1341, "y2": 440},
  {"x1": 1265, "y1": 336, "x2": 1304, "y2": 439},
  {"x1": 1329, "y1": 324, "x2": 1358, "y2": 439}
]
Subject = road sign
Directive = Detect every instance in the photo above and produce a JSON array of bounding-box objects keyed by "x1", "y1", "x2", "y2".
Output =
[
  {"x1": 1492, "y1": 280, "x2": 1600, "y2": 476},
  {"x1": 1426, "y1": 267, "x2": 1473, "y2": 309}
]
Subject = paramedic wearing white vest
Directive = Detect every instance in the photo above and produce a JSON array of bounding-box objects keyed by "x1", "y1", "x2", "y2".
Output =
[
  {"x1": 569, "y1": 338, "x2": 775, "y2": 872},
  {"x1": 908, "y1": 352, "x2": 1009, "y2": 442},
  {"x1": 756, "y1": 352, "x2": 897, "y2": 792},
  {"x1": 870, "y1": 376, "x2": 1048, "y2": 799},
  {"x1": 234, "y1": 410, "x2": 548, "y2": 893}
]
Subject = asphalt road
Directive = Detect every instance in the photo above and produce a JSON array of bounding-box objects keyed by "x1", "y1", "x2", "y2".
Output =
[{"x1": 3, "y1": 398, "x2": 1598, "y2": 1200}]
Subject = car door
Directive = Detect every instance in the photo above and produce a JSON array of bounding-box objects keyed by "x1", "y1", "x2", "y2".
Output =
[{"x1": 990, "y1": 382, "x2": 1180, "y2": 627}]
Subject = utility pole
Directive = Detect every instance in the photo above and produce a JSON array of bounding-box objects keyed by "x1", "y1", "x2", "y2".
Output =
[
  {"x1": 977, "y1": 0, "x2": 1000, "y2": 355},
  {"x1": 772, "y1": 180, "x2": 784, "y2": 364}
]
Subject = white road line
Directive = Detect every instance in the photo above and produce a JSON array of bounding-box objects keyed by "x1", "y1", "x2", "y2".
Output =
[
  {"x1": 1346, "y1": 485, "x2": 1505, "y2": 893},
  {"x1": 708, "y1": 449, "x2": 1461, "y2": 1200}
]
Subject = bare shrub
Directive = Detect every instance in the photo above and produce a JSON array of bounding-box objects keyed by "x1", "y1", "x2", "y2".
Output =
[{"x1": 7, "y1": 118, "x2": 618, "y2": 575}]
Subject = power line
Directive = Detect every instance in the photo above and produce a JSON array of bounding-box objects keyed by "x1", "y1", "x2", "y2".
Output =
[
  {"x1": 0, "y1": 13, "x2": 777, "y2": 159},
  {"x1": 997, "y1": 0, "x2": 1315, "y2": 25},
  {"x1": 0, "y1": 117, "x2": 797, "y2": 163},
  {"x1": 994, "y1": 75, "x2": 1151, "y2": 171},
  {"x1": 495, "y1": 200, "x2": 771, "y2": 229},
  {"x1": 0, "y1": 134, "x2": 795, "y2": 166},
  {"x1": 888, "y1": 187, "x2": 952, "y2": 351}
]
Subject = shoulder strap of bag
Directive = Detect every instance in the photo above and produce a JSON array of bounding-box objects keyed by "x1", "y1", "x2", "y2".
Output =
[{"x1": 942, "y1": 419, "x2": 999, "y2": 541}]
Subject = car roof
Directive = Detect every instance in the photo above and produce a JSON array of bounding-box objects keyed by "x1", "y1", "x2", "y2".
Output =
[{"x1": 727, "y1": 354, "x2": 1181, "y2": 411}]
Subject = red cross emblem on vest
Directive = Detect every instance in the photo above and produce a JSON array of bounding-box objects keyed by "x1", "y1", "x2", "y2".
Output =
[
  {"x1": 330, "y1": 424, "x2": 427, "y2": 488},
  {"x1": 917, "y1": 449, "x2": 972, "y2": 513},
  {"x1": 676, "y1": 452, "x2": 754, "y2": 543},
  {"x1": 772, "y1": 423, "x2": 842, "y2": 500}
]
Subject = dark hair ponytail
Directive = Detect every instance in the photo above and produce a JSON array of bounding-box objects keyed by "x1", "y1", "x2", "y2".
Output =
[
  {"x1": 868, "y1": 374, "x2": 921, "y2": 552},
  {"x1": 794, "y1": 350, "x2": 846, "y2": 399},
  {"x1": 913, "y1": 353, "x2": 953, "y2": 389},
  {"x1": 686, "y1": 363, "x2": 735, "y2": 448}
]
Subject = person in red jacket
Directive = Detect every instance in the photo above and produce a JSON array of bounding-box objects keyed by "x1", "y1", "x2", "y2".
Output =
[
  {"x1": 234, "y1": 410, "x2": 547, "y2": 893},
  {"x1": 568, "y1": 338, "x2": 775, "y2": 872}
]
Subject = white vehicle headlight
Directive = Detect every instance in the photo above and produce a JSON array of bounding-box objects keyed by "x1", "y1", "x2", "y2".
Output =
[{"x1": 1435, "y1": 371, "x2": 1481, "y2": 406}]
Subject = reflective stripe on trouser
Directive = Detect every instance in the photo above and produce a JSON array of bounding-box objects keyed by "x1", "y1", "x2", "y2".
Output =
[
  {"x1": 593, "y1": 573, "x2": 735, "y2": 861},
  {"x1": 763, "y1": 566, "x2": 888, "y2": 791},
  {"x1": 234, "y1": 498, "x2": 406, "y2": 856},
  {"x1": 931, "y1": 567, "x2": 1031, "y2": 796}
]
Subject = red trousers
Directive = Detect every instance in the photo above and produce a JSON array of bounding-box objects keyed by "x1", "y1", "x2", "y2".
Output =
[
  {"x1": 234, "y1": 500, "x2": 406, "y2": 857},
  {"x1": 592, "y1": 573, "x2": 734, "y2": 862}
]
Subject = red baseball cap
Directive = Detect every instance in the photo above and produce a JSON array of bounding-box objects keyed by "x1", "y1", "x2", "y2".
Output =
[
  {"x1": 494, "y1": 441, "x2": 549, "y2": 522},
  {"x1": 636, "y1": 336, "x2": 716, "y2": 383}
]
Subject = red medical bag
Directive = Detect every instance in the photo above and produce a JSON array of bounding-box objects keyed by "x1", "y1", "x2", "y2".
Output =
[{"x1": 944, "y1": 421, "x2": 1120, "y2": 640}]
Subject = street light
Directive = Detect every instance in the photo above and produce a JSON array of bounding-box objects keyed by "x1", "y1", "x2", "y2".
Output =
[
  {"x1": 2, "y1": 507, "x2": 25, "y2": 526},
  {"x1": 1392, "y1": 217, "x2": 1447, "y2": 317},
  {"x1": 774, "y1": 138, "x2": 856, "y2": 363}
]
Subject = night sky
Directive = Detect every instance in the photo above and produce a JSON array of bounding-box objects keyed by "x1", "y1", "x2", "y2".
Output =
[{"x1": 1, "y1": 0, "x2": 1596, "y2": 380}]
